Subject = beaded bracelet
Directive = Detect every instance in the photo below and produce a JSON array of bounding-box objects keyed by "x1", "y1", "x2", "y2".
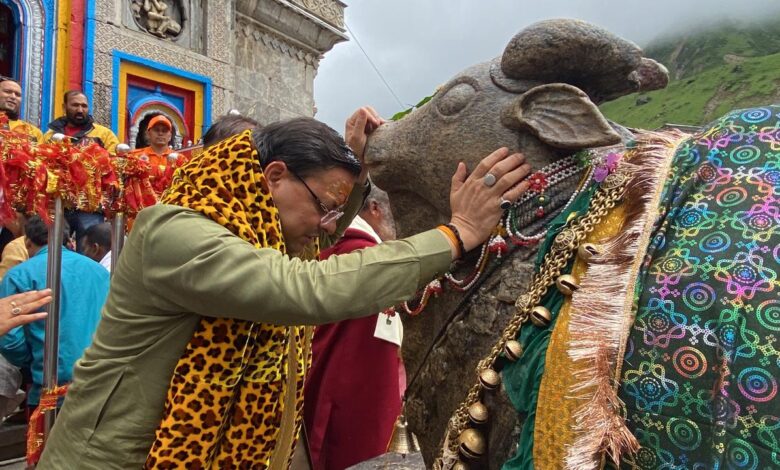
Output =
[{"x1": 444, "y1": 223, "x2": 466, "y2": 258}]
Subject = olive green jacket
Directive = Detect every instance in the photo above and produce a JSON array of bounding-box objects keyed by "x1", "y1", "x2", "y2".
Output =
[{"x1": 39, "y1": 200, "x2": 451, "y2": 469}]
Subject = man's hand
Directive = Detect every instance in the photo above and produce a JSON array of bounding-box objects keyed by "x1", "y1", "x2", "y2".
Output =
[
  {"x1": 448, "y1": 148, "x2": 532, "y2": 254},
  {"x1": 344, "y1": 106, "x2": 384, "y2": 182},
  {"x1": 0, "y1": 290, "x2": 51, "y2": 337}
]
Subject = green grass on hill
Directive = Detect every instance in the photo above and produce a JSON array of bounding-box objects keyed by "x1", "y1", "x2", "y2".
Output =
[
  {"x1": 600, "y1": 51, "x2": 780, "y2": 129},
  {"x1": 646, "y1": 20, "x2": 780, "y2": 80}
]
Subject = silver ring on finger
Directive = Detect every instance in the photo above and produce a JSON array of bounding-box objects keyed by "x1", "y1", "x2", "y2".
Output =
[
  {"x1": 11, "y1": 306, "x2": 22, "y2": 316},
  {"x1": 483, "y1": 173, "x2": 497, "y2": 187},
  {"x1": 500, "y1": 198, "x2": 512, "y2": 210}
]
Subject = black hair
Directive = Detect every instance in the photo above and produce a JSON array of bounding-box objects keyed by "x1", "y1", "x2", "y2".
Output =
[
  {"x1": 83, "y1": 222, "x2": 111, "y2": 250},
  {"x1": 0, "y1": 76, "x2": 19, "y2": 86},
  {"x1": 203, "y1": 114, "x2": 260, "y2": 148},
  {"x1": 63, "y1": 90, "x2": 87, "y2": 104},
  {"x1": 252, "y1": 117, "x2": 361, "y2": 178},
  {"x1": 25, "y1": 216, "x2": 71, "y2": 247}
]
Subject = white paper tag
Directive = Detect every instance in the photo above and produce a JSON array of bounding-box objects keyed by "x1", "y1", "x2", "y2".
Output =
[{"x1": 374, "y1": 312, "x2": 403, "y2": 347}]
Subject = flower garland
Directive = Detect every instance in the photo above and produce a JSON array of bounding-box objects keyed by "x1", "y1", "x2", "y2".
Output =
[
  {"x1": 133, "y1": 150, "x2": 191, "y2": 195},
  {"x1": 106, "y1": 154, "x2": 158, "y2": 219},
  {"x1": 0, "y1": 120, "x2": 172, "y2": 225},
  {"x1": 393, "y1": 150, "x2": 623, "y2": 317},
  {"x1": 0, "y1": 124, "x2": 114, "y2": 222}
]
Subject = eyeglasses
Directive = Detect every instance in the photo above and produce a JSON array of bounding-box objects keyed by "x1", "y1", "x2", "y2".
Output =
[{"x1": 291, "y1": 172, "x2": 345, "y2": 225}]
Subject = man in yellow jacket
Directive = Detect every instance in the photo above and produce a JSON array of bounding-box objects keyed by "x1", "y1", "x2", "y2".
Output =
[
  {"x1": 0, "y1": 77, "x2": 43, "y2": 143},
  {"x1": 44, "y1": 90, "x2": 119, "y2": 152},
  {"x1": 45, "y1": 90, "x2": 120, "y2": 249}
]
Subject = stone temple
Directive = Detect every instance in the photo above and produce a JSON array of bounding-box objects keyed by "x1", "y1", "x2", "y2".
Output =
[{"x1": 1, "y1": 0, "x2": 346, "y2": 148}]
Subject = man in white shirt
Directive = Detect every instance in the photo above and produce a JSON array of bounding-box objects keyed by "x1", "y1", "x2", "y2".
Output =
[{"x1": 81, "y1": 222, "x2": 112, "y2": 272}]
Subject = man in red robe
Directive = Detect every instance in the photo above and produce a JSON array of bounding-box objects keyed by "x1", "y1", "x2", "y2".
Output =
[{"x1": 305, "y1": 186, "x2": 403, "y2": 470}]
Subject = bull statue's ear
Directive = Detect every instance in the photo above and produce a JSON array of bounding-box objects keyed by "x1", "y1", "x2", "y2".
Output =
[{"x1": 501, "y1": 83, "x2": 621, "y2": 150}]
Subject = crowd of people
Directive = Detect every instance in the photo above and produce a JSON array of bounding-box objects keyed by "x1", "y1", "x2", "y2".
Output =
[{"x1": 0, "y1": 71, "x2": 532, "y2": 469}]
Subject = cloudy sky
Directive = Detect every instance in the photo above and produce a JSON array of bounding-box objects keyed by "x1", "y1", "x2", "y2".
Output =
[{"x1": 313, "y1": 0, "x2": 780, "y2": 131}]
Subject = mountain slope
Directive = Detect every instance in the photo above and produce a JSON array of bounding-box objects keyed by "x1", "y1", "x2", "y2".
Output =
[{"x1": 601, "y1": 18, "x2": 780, "y2": 129}]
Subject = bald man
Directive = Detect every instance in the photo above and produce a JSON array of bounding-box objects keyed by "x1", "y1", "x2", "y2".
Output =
[{"x1": 0, "y1": 78, "x2": 43, "y2": 143}]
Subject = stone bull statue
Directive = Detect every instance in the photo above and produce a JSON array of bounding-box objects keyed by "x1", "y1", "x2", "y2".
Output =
[{"x1": 363, "y1": 19, "x2": 780, "y2": 470}]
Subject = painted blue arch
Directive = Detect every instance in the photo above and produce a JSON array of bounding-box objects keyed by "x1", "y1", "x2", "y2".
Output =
[
  {"x1": 127, "y1": 86, "x2": 186, "y2": 116},
  {"x1": 111, "y1": 51, "x2": 213, "y2": 137}
]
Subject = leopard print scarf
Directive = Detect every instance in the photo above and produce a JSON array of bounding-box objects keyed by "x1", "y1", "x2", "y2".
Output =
[{"x1": 144, "y1": 130, "x2": 310, "y2": 469}]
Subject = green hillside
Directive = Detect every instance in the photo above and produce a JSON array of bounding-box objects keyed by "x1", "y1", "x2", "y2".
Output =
[{"x1": 601, "y1": 18, "x2": 780, "y2": 129}]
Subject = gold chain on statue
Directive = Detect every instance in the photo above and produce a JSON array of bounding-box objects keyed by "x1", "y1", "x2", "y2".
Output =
[{"x1": 433, "y1": 167, "x2": 632, "y2": 470}]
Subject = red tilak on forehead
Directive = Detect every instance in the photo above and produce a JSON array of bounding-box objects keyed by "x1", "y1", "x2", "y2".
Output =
[{"x1": 324, "y1": 179, "x2": 352, "y2": 207}]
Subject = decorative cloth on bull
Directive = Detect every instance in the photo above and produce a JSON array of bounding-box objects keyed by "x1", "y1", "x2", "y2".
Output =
[
  {"x1": 619, "y1": 107, "x2": 780, "y2": 469},
  {"x1": 503, "y1": 106, "x2": 780, "y2": 469},
  {"x1": 535, "y1": 132, "x2": 687, "y2": 470},
  {"x1": 144, "y1": 130, "x2": 310, "y2": 469},
  {"x1": 500, "y1": 155, "x2": 620, "y2": 470}
]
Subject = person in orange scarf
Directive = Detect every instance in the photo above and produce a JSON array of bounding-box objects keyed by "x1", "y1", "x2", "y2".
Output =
[
  {"x1": 131, "y1": 115, "x2": 183, "y2": 192},
  {"x1": 38, "y1": 107, "x2": 532, "y2": 469}
]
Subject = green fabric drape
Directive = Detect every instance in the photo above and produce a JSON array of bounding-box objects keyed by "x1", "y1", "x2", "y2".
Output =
[{"x1": 501, "y1": 184, "x2": 597, "y2": 470}]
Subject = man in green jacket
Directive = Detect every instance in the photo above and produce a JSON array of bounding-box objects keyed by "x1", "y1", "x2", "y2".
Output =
[{"x1": 39, "y1": 107, "x2": 531, "y2": 469}]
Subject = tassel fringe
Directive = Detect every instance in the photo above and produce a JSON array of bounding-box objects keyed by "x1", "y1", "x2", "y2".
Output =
[{"x1": 564, "y1": 131, "x2": 688, "y2": 469}]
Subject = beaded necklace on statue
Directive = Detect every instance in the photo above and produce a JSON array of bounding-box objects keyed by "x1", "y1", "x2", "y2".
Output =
[{"x1": 390, "y1": 150, "x2": 622, "y2": 317}]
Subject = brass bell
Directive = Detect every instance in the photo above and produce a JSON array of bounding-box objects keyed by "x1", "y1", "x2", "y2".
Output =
[
  {"x1": 478, "y1": 368, "x2": 501, "y2": 390},
  {"x1": 503, "y1": 340, "x2": 523, "y2": 361},
  {"x1": 467, "y1": 402, "x2": 489, "y2": 425},
  {"x1": 555, "y1": 274, "x2": 580, "y2": 296},
  {"x1": 453, "y1": 461, "x2": 469, "y2": 470},
  {"x1": 458, "y1": 428, "x2": 486, "y2": 459},
  {"x1": 578, "y1": 243, "x2": 601, "y2": 261},
  {"x1": 386, "y1": 414, "x2": 421, "y2": 454},
  {"x1": 530, "y1": 306, "x2": 552, "y2": 328}
]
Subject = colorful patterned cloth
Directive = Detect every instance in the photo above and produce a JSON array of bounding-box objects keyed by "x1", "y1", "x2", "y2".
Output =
[{"x1": 620, "y1": 107, "x2": 780, "y2": 469}]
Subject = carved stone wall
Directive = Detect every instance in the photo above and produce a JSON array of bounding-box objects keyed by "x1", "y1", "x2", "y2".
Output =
[
  {"x1": 90, "y1": 0, "x2": 346, "y2": 140},
  {"x1": 90, "y1": 0, "x2": 232, "y2": 136},
  {"x1": 234, "y1": 15, "x2": 318, "y2": 124},
  {"x1": 232, "y1": 0, "x2": 347, "y2": 125},
  {"x1": 290, "y1": 0, "x2": 345, "y2": 29},
  {"x1": 122, "y1": 0, "x2": 204, "y2": 51}
]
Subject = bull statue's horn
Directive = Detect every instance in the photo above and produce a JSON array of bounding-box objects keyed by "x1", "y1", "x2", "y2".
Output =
[{"x1": 498, "y1": 19, "x2": 667, "y2": 104}]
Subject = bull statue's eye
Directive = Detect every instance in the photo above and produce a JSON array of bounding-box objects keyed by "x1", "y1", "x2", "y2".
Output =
[{"x1": 435, "y1": 81, "x2": 477, "y2": 117}]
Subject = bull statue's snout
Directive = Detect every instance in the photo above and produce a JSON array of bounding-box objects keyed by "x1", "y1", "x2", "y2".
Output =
[{"x1": 364, "y1": 122, "x2": 395, "y2": 167}]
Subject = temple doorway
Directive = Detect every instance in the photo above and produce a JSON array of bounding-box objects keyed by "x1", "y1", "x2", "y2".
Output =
[{"x1": 0, "y1": 3, "x2": 17, "y2": 78}]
